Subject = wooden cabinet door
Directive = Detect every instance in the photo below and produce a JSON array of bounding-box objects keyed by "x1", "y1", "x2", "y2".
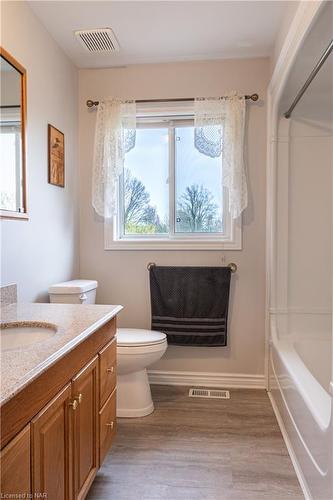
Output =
[
  {"x1": 0, "y1": 424, "x2": 31, "y2": 496},
  {"x1": 72, "y1": 356, "x2": 99, "y2": 500},
  {"x1": 99, "y1": 337, "x2": 116, "y2": 408},
  {"x1": 99, "y1": 389, "x2": 117, "y2": 466},
  {"x1": 31, "y1": 384, "x2": 72, "y2": 500}
]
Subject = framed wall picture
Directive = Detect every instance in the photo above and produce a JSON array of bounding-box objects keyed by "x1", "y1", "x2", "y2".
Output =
[{"x1": 48, "y1": 124, "x2": 64, "y2": 187}]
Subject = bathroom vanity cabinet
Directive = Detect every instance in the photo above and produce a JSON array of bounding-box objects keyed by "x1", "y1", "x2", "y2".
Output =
[
  {"x1": 0, "y1": 318, "x2": 117, "y2": 499},
  {"x1": 0, "y1": 425, "x2": 31, "y2": 494}
]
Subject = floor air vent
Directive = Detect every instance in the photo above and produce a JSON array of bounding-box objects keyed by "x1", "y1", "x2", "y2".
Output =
[{"x1": 189, "y1": 388, "x2": 230, "y2": 399}]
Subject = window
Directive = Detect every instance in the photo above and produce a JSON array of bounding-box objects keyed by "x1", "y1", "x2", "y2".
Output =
[
  {"x1": 121, "y1": 127, "x2": 169, "y2": 236},
  {"x1": 0, "y1": 123, "x2": 23, "y2": 212},
  {"x1": 174, "y1": 126, "x2": 223, "y2": 234},
  {"x1": 106, "y1": 111, "x2": 241, "y2": 250}
]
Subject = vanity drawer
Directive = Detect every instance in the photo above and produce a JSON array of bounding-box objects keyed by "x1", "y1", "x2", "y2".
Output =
[
  {"x1": 99, "y1": 337, "x2": 117, "y2": 408},
  {"x1": 99, "y1": 389, "x2": 116, "y2": 466}
]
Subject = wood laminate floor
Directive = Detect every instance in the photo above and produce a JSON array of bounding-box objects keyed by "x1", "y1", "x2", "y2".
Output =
[{"x1": 88, "y1": 386, "x2": 303, "y2": 500}]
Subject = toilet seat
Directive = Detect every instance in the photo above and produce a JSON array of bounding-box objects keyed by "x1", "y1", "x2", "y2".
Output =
[{"x1": 117, "y1": 328, "x2": 166, "y2": 347}]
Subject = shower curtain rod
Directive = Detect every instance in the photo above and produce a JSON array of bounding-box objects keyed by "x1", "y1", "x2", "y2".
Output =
[
  {"x1": 86, "y1": 94, "x2": 259, "y2": 108},
  {"x1": 284, "y1": 39, "x2": 333, "y2": 119}
]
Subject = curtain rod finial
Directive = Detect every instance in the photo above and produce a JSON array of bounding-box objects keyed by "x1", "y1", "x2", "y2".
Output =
[{"x1": 87, "y1": 99, "x2": 99, "y2": 108}]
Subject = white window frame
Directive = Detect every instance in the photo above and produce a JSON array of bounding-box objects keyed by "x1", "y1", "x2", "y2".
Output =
[
  {"x1": 0, "y1": 121, "x2": 23, "y2": 213},
  {"x1": 105, "y1": 106, "x2": 242, "y2": 251}
]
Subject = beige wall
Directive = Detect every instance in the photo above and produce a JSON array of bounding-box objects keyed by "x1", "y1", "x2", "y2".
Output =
[
  {"x1": 0, "y1": 1, "x2": 79, "y2": 302},
  {"x1": 79, "y1": 58, "x2": 269, "y2": 376}
]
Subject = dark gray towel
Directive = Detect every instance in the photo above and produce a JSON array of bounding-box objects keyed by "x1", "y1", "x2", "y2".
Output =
[{"x1": 149, "y1": 266, "x2": 231, "y2": 346}]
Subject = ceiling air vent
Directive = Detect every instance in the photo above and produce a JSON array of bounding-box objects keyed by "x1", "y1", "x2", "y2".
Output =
[{"x1": 75, "y1": 28, "x2": 120, "y2": 53}]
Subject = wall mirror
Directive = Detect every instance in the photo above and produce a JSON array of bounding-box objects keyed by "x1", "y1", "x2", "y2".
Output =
[{"x1": 0, "y1": 47, "x2": 27, "y2": 219}]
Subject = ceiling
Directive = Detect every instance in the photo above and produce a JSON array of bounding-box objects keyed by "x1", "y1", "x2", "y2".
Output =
[{"x1": 29, "y1": 1, "x2": 292, "y2": 69}]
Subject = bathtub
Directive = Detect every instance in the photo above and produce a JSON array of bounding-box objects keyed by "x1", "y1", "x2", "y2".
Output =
[{"x1": 269, "y1": 313, "x2": 332, "y2": 500}]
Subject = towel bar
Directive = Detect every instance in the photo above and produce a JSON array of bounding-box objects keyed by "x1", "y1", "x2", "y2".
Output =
[{"x1": 147, "y1": 262, "x2": 237, "y2": 273}]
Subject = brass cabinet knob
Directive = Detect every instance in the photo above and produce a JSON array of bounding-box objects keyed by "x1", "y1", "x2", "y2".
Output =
[
  {"x1": 106, "y1": 366, "x2": 114, "y2": 374},
  {"x1": 69, "y1": 399, "x2": 78, "y2": 411},
  {"x1": 106, "y1": 421, "x2": 114, "y2": 429},
  {"x1": 74, "y1": 393, "x2": 83, "y2": 404}
]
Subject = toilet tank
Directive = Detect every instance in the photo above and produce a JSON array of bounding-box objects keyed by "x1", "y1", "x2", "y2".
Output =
[{"x1": 48, "y1": 280, "x2": 98, "y2": 304}]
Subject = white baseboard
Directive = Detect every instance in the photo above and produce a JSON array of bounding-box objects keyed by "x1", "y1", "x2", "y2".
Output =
[
  {"x1": 148, "y1": 370, "x2": 265, "y2": 389},
  {"x1": 268, "y1": 391, "x2": 311, "y2": 500}
]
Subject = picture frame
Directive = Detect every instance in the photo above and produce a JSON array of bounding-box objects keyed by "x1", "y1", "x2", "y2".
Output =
[{"x1": 48, "y1": 124, "x2": 64, "y2": 187}]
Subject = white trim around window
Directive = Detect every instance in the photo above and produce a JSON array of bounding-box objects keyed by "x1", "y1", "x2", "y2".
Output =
[
  {"x1": 104, "y1": 106, "x2": 242, "y2": 251},
  {"x1": 104, "y1": 216, "x2": 241, "y2": 250}
]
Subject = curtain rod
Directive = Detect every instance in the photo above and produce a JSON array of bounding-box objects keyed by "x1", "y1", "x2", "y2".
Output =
[
  {"x1": 284, "y1": 39, "x2": 333, "y2": 119},
  {"x1": 86, "y1": 93, "x2": 259, "y2": 108}
]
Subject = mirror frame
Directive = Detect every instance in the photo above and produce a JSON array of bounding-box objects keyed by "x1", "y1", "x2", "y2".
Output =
[{"x1": 0, "y1": 47, "x2": 28, "y2": 220}]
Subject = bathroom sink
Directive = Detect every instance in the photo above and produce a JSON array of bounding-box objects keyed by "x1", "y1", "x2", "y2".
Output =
[{"x1": 0, "y1": 321, "x2": 57, "y2": 350}]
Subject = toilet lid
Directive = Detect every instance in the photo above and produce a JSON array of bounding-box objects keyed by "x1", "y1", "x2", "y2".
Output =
[{"x1": 117, "y1": 328, "x2": 166, "y2": 347}]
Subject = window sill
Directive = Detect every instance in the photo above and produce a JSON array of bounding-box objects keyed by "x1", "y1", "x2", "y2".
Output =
[
  {"x1": 105, "y1": 241, "x2": 242, "y2": 250},
  {"x1": 0, "y1": 210, "x2": 29, "y2": 220},
  {"x1": 104, "y1": 222, "x2": 242, "y2": 251}
]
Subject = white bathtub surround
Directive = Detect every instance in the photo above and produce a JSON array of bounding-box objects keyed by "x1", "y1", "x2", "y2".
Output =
[
  {"x1": 269, "y1": 314, "x2": 332, "y2": 500},
  {"x1": 268, "y1": 392, "x2": 312, "y2": 500},
  {"x1": 266, "y1": 2, "x2": 333, "y2": 499}
]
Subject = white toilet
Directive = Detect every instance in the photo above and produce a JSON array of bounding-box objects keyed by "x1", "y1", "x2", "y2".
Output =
[
  {"x1": 48, "y1": 279, "x2": 168, "y2": 418},
  {"x1": 116, "y1": 328, "x2": 167, "y2": 417}
]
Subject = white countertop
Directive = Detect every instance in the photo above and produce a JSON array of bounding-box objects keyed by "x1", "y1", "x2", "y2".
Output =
[{"x1": 0, "y1": 302, "x2": 122, "y2": 405}]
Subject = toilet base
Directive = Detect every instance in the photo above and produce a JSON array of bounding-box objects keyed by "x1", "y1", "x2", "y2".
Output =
[{"x1": 117, "y1": 369, "x2": 154, "y2": 417}]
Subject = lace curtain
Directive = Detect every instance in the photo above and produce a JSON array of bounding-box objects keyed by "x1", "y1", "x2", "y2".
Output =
[
  {"x1": 92, "y1": 95, "x2": 247, "y2": 219},
  {"x1": 194, "y1": 94, "x2": 247, "y2": 219},
  {"x1": 92, "y1": 98, "x2": 136, "y2": 217}
]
